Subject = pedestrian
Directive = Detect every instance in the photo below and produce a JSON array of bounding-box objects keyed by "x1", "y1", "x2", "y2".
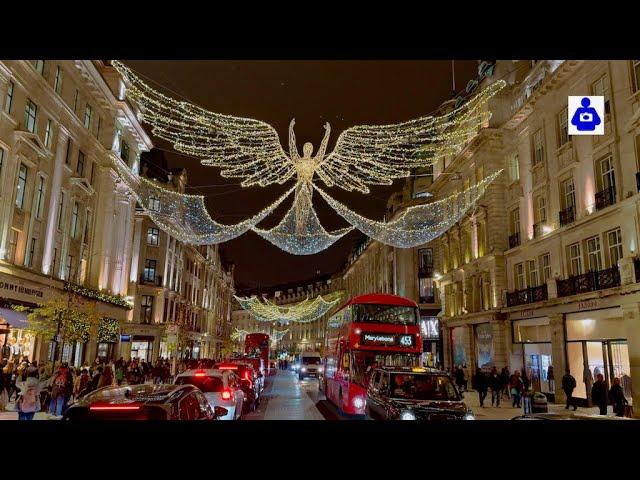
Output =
[
  {"x1": 91, "y1": 366, "x2": 103, "y2": 392},
  {"x1": 455, "y1": 365, "x2": 466, "y2": 392},
  {"x1": 510, "y1": 370, "x2": 524, "y2": 408},
  {"x1": 500, "y1": 367, "x2": 510, "y2": 399},
  {"x1": 98, "y1": 365, "x2": 114, "y2": 389},
  {"x1": 561, "y1": 369, "x2": 577, "y2": 411},
  {"x1": 75, "y1": 369, "x2": 90, "y2": 398},
  {"x1": 489, "y1": 367, "x2": 502, "y2": 407},
  {"x1": 15, "y1": 370, "x2": 41, "y2": 420},
  {"x1": 473, "y1": 368, "x2": 488, "y2": 407},
  {"x1": 608, "y1": 377, "x2": 628, "y2": 417},
  {"x1": 0, "y1": 365, "x2": 8, "y2": 412},
  {"x1": 48, "y1": 365, "x2": 69, "y2": 417},
  {"x1": 591, "y1": 373, "x2": 609, "y2": 416}
]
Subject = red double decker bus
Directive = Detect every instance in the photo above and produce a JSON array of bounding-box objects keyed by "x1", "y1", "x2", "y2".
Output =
[
  {"x1": 244, "y1": 333, "x2": 271, "y2": 376},
  {"x1": 321, "y1": 293, "x2": 422, "y2": 416}
]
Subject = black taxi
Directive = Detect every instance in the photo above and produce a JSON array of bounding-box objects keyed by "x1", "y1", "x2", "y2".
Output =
[{"x1": 366, "y1": 366, "x2": 475, "y2": 421}]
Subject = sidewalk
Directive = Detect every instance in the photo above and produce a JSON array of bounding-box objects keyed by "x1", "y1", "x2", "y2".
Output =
[
  {"x1": 462, "y1": 389, "x2": 610, "y2": 420},
  {"x1": 0, "y1": 400, "x2": 61, "y2": 420}
]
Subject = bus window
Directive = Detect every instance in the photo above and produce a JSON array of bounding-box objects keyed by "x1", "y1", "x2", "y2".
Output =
[{"x1": 342, "y1": 352, "x2": 350, "y2": 369}]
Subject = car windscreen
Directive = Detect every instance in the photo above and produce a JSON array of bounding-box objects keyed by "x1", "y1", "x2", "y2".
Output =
[
  {"x1": 389, "y1": 374, "x2": 459, "y2": 401},
  {"x1": 175, "y1": 376, "x2": 224, "y2": 393},
  {"x1": 353, "y1": 304, "x2": 417, "y2": 325},
  {"x1": 302, "y1": 357, "x2": 321, "y2": 365}
]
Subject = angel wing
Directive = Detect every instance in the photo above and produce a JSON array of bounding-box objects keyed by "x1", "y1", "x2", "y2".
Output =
[
  {"x1": 317, "y1": 80, "x2": 507, "y2": 193},
  {"x1": 112, "y1": 61, "x2": 295, "y2": 188}
]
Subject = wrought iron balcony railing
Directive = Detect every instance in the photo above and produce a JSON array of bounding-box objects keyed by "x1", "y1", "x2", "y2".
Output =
[
  {"x1": 595, "y1": 186, "x2": 616, "y2": 211},
  {"x1": 418, "y1": 267, "x2": 434, "y2": 278},
  {"x1": 506, "y1": 284, "x2": 548, "y2": 307},
  {"x1": 559, "y1": 206, "x2": 575, "y2": 227},
  {"x1": 556, "y1": 266, "x2": 620, "y2": 297},
  {"x1": 140, "y1": 274, "x2": 163, "y2": 286}
]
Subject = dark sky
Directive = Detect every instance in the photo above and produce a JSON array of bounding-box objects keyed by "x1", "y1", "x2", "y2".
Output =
[{"x1": 125, "y1": 60, "x2": 478, "y2": 291}]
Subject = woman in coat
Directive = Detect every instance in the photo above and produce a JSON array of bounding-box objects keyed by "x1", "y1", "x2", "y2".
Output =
[{"x1": 609, "y1": 377, "x2": 628, "y2": 417}]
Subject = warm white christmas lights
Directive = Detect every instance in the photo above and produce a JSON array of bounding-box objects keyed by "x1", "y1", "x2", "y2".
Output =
[
  {"x1": 235, "y1": 291, "x2": 344, "y2": 324},
  {"x1": 315, "y1": 170, "x2": 503, "y2": 248}
]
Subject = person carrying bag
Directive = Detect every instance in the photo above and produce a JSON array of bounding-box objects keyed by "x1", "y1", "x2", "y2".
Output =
[{"x1": 16, "y1": 374, "x2": 42, "y2": 420}]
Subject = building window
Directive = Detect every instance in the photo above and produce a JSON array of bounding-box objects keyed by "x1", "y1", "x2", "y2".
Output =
[
  {"x1": 510, "y1": 208, "x2": 520, "y2": 235},
  {"x1": 540, "y1": 253, "x2": 551, "y2": 283},
  {"x1": 144, "y1": 259, "x2": 157, "y2": 282},
  {"x1": 557, "y1": 108, "x2": 569, "y2": 147},
  {"x1": 592, "y1": 74, "x2": 611, "y2": 114},
  {"x1": 73, "y1": 89, "x2": 79, "y2": 113},
  {"x1": 0, "y1": 148, "x2": 4, "y2": 192},
  {"x1": 607, "y1": 228, "x2": 623, "y2": 268},
  {"x1": 15, "y1": 163, "x2": 27, "y2": 209},
  {"x1": 147, "y1": 227, "x2": 160, "y2": 246},
  {"x1": 71, "y1": 202, "x2": 79, "y2": 238},
  {"x1": 141, "y1": 295, "x2": 154, "y2": 324},
  {"x1": 586, "y1": 236, "x2": 603, "y2": 272},
  {"x1": 83, "y1": 104, "x2": 93, "y2": 129},
  {"x1": 527, "y1": 259, "x2": 539, "y2": 287},
  {"x1": 508, "y1": 152, "x2": 520, "y2": 182},
  {"x1": 57, "y1": 191, "x2": 65, "y2": 230},
  {"x1": 4, "y1": 81, "x2": 14, "y2": 114},
  {"x1": 65, "y1": 138, "x2": 72, "y2": 165},
  {"x1": 52, "y1": 248, "x2": 58, "y2": 277},
  {"x1": 120, "y1": 140, "x2": 130, "y2": 164},
  {"x1": 96, "y1": 116, "x2": 102, "y2": 140},
  {"x1": 43, "y1": 119, "x2": 53, "y2": 149},
  {"x1": 84, "y1": 210, "x2": 92, "y2": 243},
  {"x1": 66, "y1": 255, "x2": 74, "y2": 282},
  {"x1": 76, "y1": 151, "x2": 85, "y2": 176},
  {"x1": 35, "y1": 175, "x2": 45, "y2": 219},
  {"x1": 536, "y1": 195, "x2": 547, "y2": 223},
  {"x1": 148, "y1": 194, "x2": 161, "y2": 212},
  {"x1": 25, "y1": 237, "x2": 36, "y2": 268},
  {"x1": 597, "y1": 154, "x2": 616, "y2": 193},
  {"x1": 532, "y1": 129, "x2": 545, "y2": 166},
  {"x1": 24, "y1": 99, "x2": 38, "y2": 133},
  {"x1": 568, "y1": 242, "x2": 583, "y2": 276},
  {"x1": 34, "y1": 60, "x2": 45, "y2": 75},
  {"x1": 54, "y1": 66, "x2": 63, "y2": 94},
  {"x1": 632, "y1": 60, "x2": 640, "y2": 93},
  {"x1": 8, "y1": 229, "x2": 18, "y2": 263},
  {"x1": 561, "y1": 177, "x2": 576, "y2": 210},
  {"x1": 515, "y1": 262, "x2": 526, "y2": 290}
]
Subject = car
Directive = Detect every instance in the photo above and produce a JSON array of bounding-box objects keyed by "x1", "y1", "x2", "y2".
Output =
[
  {"x1": 62, "y1": 384, "x2": 228, "y2": 420},
  {"x1": 366, "y1": 366, "x2": 475, "y2": 421},
  {"x1": 512, "y1": 412, "x2": 636, "y2": 420},
  {"x1": 215, "y1": 361, "x2": 263, "y2": 413},
  {"x1": 174, "y1": 369, "x2": 245, "y2": 420},
  {"x1": 298, "y1": 351, "x2": 323, "y2": 380}
]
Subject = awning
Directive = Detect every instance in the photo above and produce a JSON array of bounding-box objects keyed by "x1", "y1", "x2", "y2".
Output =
[{"x1": 0, "y1": 307, "x2": 29, "y2": 328}]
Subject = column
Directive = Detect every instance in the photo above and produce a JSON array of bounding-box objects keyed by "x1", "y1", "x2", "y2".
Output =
[
  {"x1": 622, "y1": 303, "x2": 640, "y2": 417},
  {"x1": 109, "y1": 188, "x2": 129, "y2": 294},
  {"x1": 442, "y1": 324, "x2": 452, "y2": 370},
  {"x1": 41, "y1": 127, "x2": 69, "y2": 274},
  {"x1": 92, "y1": 167, "x2": 116, "y2": 290},
  {"x1": 490, "y1": 314, "x2": 508, "y2": 369},
  {"x1": 549, "y1": 313, "x2": 567, "y2": 404},
  {"x1": 118, "y1": 197, "x2": 135, "y2": 295},
  {"x1": 129, "y1": 217, "x2": 143, "y2": 283}
]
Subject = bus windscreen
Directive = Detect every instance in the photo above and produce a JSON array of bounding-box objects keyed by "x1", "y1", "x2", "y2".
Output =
[{"x1": 353, "y1": 304, "x2": 417, "y2": 325}]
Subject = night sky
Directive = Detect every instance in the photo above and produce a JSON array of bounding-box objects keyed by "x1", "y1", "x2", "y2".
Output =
[{"x1": 125, "y1": 60, "x2": 478, "y2": 292}]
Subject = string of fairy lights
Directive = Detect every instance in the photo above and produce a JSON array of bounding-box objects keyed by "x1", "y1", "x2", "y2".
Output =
[
  {"x1": 234, "y1": 291, "x2": 344, "y2": 324},
  {"x1": 231, "y1": 328, "x2": 290, "y2": 344},
  {"x1": 112, "y1": 61, "x2": 506, "y2": 255}
]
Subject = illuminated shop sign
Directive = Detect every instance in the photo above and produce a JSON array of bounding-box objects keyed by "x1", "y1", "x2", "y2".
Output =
[
  {"x1": 420, "y1": 318, "x2": 440, "y2": 339},
  {"x1": 360, "y1": 332, "x2": 415, "y2": 348}
]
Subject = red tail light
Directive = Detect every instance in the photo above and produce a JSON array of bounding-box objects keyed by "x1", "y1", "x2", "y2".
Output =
[
  {"x1": 194, "y1": 371, "x2": 207, "y2": 377},
  {"x1": 218, "y1": 365, "x2": 238, "y2": 370},
  {"x1": 221, "y1": 389, "x2": 232, "y2": 400}
]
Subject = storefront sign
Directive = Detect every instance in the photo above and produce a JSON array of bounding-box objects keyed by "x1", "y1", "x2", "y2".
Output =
[
  {"x1": 420, "y1": 317, "x2": 440, "y2": 339},
  {"x1": 577, "y1": 300, "x2": 598, "y2": 310},
  {"x1": 360, "y1": 332, "x2": 415, "y2": 348},
  {"x1": 120, "y1": 334, "x2": 131, "y2": 342},
  {"x1": 0, "y1": 273, "x2": 45, "y2": 300},
  {"x1": 519, "y1": 310, "x2": 534, "y2": 318}
]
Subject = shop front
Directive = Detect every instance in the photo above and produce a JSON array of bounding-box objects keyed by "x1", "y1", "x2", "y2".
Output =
[
  {"x1": 119, "y1": 323, "x2": 162, "y2": 362},
  {"x1": 0, "y1": 304, "x2": 38, "y2": 362},
  {"x1": 475, "y1": 323, "x2": 494, "y2": 370},
  {"x1": 512, "y1": 317, "x2": 554, "y2": 396},
  {"x1": 564, "y1": 307, "x2": 632, "y2": 404},
  {"x1": 420, "y1": 313, "x2": 442, "y2": 368},
  {"x1": 450, "y1": 325, "x2": 470, "y2": 369}
]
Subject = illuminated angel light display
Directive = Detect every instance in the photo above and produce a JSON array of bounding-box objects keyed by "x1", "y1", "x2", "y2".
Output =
[
  {"x1": 112, "y1": 61, "x2": 506, "y2": 254},
  {"x1": 235, "y1": 291, "x2": 344, "y2": 324}
]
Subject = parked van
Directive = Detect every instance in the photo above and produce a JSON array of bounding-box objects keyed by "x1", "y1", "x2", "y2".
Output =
[{"x1": 299, "y1": 352, "x2": 322, "y2": 380}]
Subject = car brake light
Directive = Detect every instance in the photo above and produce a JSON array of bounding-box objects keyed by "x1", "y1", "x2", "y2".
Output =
[
  {"x1": 221, "y1": 389, "x2": 232, "y2": 400},
  {"x1": 90, "y1": 405, "x2": 141, "y2": 411},
  {"x1": 194, "y1": 371, "x2": 207, "y2": 377},
  {"x1": 218, "y1": 365, "x2": 238, "y2": 370}
]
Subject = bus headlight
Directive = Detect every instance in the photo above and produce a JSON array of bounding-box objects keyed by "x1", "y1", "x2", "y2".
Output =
[
  {"x1": 301, "y1": 367, "x2": 307, "y2": 372},
  {"x1": 316, "y1": 366, "x2": 323, "y2": 373},
  {"x1": 400, "y1": 410, "x2": 416, "y2": 421},
  {"x1": 352, "y1": 396, "x2": 365, "y2": 409},
  {"x1": 463, "y1": 412, "x2": 475, "y2": 420}
]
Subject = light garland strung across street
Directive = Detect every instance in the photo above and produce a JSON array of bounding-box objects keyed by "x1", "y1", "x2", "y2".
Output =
[
  {"x1": 235, "y1": 291, "x2": 344, "y2": 324},
  {"x1": 111, "y1": 153, "x2": 295, "y2": 244},
  {"x1": 231, "y1": 328, "x2": 289, "y2": 344},
  {"x1": 113, "y1": 61, "x2": 506, "y2": 194},
  {"x1": 315, "y1": 170, "x2": 503, "y2": 248},
  {"x1": 252, "y1": 181, "x2": 353, "y2": 255}
]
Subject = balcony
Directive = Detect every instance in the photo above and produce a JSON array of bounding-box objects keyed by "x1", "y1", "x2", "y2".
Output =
[
  {"x1": 140, "y1": 274, "x2": 162, "y2": 286},
  {"x1": 533, "y1": 222, "x2": 543, "y2": 239},
  {"x1": 595, "y1": 186, "x2": 616, "y2": 211},
  {"x1": 506, "y1": 284, "x2": 548, "y2": 307},
  {"x1": 556, "y1": 267, "x2": 621, "y2": 297},
  {"x1": 559, "y1": 206, "x2": 575, "y2": 227},
  {"x1": 508, "y1": 232, "x2": 520, "y2": 249}
]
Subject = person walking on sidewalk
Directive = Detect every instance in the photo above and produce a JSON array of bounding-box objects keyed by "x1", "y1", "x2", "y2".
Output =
[
  {"x1": 455, "y1": 366, "x2": 466, "y2": 392},
  {"x1": 510, "y1": 370, "x2": 524, "y2": 408},
  {"x1": 48, "y1": 365, "x2": 70, "y2": 417},
  {"x1": 473, "y1": 368, "x2": 489, "y2": 407},
  {"x1": 500, "y1": 367, "x2": 510, "y2": 400},
  {"x1": 591, "y1": 373, "x2": 609, "y2": 416},
  {"x1": 489, "y1": 367, "x2": 502, "y2": 407},
  {"x1": 562, "y1": 369, "x2": 577, "y2": 411},
  {"x1": 609, "y1": 377, "x2": 628, "y2": 417},
  {"x1": 15, "y1": 370, "x2": 41, "y2": 420}
]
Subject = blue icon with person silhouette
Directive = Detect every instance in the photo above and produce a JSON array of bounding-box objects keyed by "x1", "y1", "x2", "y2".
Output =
[{"x1": 571, "y1": 97, "x2": 602, "y2": 131}]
